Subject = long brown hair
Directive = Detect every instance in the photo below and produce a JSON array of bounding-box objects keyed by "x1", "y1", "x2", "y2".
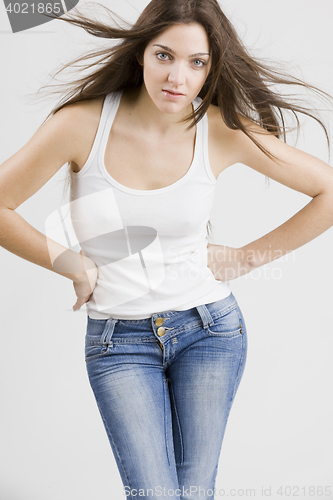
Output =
[
  {"x1": 37, "y1": 0, "x2": 332, "y2": 141},
  {"x1": 33, "y1": 0, "x2": 332, "y2": 217}
]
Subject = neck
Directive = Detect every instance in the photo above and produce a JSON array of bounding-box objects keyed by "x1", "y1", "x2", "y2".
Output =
[{"x1": 124, "y1": 85, "x2": 194, "y2": 137}]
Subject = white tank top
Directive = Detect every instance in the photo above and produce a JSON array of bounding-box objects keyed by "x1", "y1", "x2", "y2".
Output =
[{"x1": 69, "y1": 91, "x2": 231, "y2": 319}]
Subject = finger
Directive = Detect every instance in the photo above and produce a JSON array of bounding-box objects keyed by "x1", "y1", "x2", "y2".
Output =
[{"x1": 73, "y1": 298, "x2": 83, "y2": 311}]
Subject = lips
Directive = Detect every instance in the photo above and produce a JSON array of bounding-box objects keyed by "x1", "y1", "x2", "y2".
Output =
[
  {"x1": 163, "y1": 89, "x2": 185, "y2": 96},
  {"x1": 162, "y1": 89, "x2": 186, "y2": 101}
]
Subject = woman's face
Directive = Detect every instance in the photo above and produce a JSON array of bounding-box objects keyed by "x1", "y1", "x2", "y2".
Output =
[{"x1": 142, "y1": 23, "x2": 212, "y2": 114}]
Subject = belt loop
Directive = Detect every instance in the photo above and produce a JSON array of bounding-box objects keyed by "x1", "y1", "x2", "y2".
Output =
[
  {"x1": 102, "y1": 318, "x2": 118, "y2": 346},
  {"x1": 196, "y1": 304, "x2": 214, "y2": 329}
]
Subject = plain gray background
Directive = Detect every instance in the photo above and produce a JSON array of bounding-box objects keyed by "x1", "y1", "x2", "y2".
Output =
[{"x1": 1, "y1": 1, "x2": 332, "y2": 499}]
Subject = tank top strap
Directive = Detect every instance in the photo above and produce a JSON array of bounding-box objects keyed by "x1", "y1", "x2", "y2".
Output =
[
  {"x1": 98, "y1": 91, "x2": 123, "y2": 166},
  {"x1": 192, "y1": 97, "x2": 217, "y2": 185},
  {"x1": 70, "y1": 91, "x2": 122, "y2": 178}
]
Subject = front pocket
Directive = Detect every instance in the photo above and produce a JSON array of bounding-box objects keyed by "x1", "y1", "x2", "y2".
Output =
[
  {"x1": 85, "y1": 317, "x2": 108, "y2": 342},
  {"x1": 85, "y1": 344, "x2": 111, "y2": 362},
  {"x1": 85, "y1": 317, "x2": 116, "y2": 361},
  {"x1": 206, "y1": 307, "x2": 242, "y2": 337},
  {"x1": 85, "y1": 341, "x2": 116, "y2": 362}
]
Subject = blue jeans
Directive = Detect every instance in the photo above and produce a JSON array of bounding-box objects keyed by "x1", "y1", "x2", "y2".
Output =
[{"x1": 85, "y1": 292, "x2": 247, "y2": 499}]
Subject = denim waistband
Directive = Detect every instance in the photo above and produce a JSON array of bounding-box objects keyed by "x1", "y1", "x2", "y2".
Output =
[{"x1": 87, "y1": 292, "x2": 237, "y2": 336}]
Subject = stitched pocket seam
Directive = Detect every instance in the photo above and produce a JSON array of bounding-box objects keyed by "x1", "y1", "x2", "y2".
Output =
[{"x1": 206, "y1": 305, "x2": 243, "y2": 337}]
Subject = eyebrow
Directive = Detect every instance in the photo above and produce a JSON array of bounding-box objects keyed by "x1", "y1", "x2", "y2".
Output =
[{"x1": 153, "y1": 44, "x2": 210, "y2": 58}]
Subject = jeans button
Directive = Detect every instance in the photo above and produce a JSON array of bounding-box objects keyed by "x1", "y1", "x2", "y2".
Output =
[
  {"x1": 155, "y1": 317, "x2": 164, "y2": 326},
  {"x1": 157, "y1": 327, "x2": 166, "y2": 337}
]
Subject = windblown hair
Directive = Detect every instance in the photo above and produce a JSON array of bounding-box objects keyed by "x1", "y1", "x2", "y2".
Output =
[
  {"x1": 34, "y1": 0, "x2": 331, "y2": 234},
  {"x1": 38, "y1": 0, "x2": 331, "y2": 154}
]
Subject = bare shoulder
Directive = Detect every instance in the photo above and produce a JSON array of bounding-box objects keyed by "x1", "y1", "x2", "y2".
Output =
[
  {"x1": 0, "y1": 96, "x2": 108, "y2": 211},
  {"x1": 207, "y1": 103, "x2": 266, "y2": 136},
  {"x1": 206, "y1": 103, "x2": 273, "y2": 177},
  {"x1": 207, "y1": 105, "x2": 333, "y2": 198},
  {"x1": 56, "y1": 95, "x2": 105, "y2": 130},
  {"x1": 206, "y1": 103, "x2": 245, "y2": 177},
  {"x1": 57, "y1": 96, "x2": 105, "y2": 172}
]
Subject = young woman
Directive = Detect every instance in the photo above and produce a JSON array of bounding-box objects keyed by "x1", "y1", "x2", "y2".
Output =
[{"x1": 1, "y1": 0, "x2": 333, "y2": 498}]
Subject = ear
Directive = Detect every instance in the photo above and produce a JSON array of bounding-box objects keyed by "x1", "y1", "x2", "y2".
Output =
[{"x1": 136, "y1": 52, "x2": 143, "y2": 66}]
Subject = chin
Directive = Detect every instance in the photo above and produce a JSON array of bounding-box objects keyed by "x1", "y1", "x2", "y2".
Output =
[
  {"x1": 156, "y1": 95, "x2": 191, "y2": 114},
  {"x1": 159, "y1": 104, "x2": 186, "y2": 114}
]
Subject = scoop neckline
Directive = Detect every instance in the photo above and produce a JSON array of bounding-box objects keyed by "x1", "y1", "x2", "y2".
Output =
[{"x1": 98, "y1": 91, "x2": 201, "y2": 196}]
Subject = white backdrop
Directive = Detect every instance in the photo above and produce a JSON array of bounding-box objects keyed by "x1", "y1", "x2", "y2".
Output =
[{"x1": 1, "y1": 1, "x2": 332, "y2": 499}]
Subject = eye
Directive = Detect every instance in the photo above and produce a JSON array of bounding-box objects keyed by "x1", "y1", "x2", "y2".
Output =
[
  {"x1": 156, "y1": 52, "x2": 171, "y2": 61},
  {"x1": 192, "y1": 59, "x2": 206, "y2": 68}
]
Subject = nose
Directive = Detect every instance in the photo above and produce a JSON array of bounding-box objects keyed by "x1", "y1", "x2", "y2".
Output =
[{"x1": 168, "y1": 62, "x2": 186, "y2": 86}]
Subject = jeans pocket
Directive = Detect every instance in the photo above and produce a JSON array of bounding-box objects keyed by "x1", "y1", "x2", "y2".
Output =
[
  {"x1": 206, "y1": 306, "x2": 243, "y2": 338},
  {"x1": 85, "y1": 317, "x2": 116, "y2": 362},
  {"x1": 85, "y1": 344, "x2": 108, "y2": 363}
]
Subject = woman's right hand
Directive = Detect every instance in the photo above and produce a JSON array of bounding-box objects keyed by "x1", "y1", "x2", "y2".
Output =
[{"x1": 72, "y1": 250, "x2": 99, "y2": 311}]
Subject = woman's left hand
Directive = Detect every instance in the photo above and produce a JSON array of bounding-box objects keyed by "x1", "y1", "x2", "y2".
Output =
[{"x1": 206, "y1": 243, "x2": 252, "y2": 282}]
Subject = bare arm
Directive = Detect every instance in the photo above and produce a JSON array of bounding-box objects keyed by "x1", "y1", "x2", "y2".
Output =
[
  {"x1": 237, "y1": 121, "x2": 333, "y2": 269},
  {"x1": 0, "y1": 105, "x2": 98, "y2": 309},
  {"x1": 207, "y1": 115, "x2": 333, "y2": 280},
  {"x1": 0, "y1": 208, "x2": 92, "y2": 279}
]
